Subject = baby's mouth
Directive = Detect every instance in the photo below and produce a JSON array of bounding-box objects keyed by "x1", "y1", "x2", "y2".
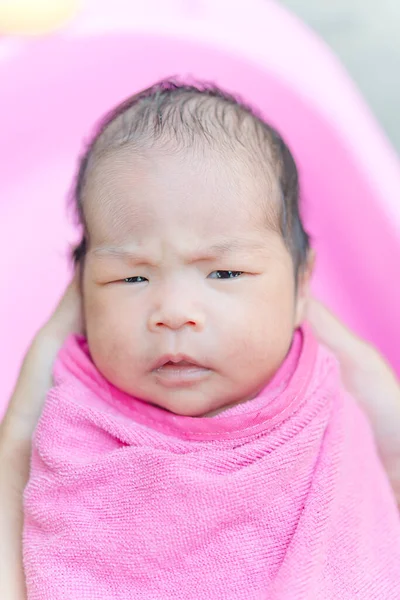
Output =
[
  {"x1": 152, "y1": 356, "x2": 211, "y2": 387},
  {"x1": 161, "y1": 360, "x2": 198, "y2": 369}
]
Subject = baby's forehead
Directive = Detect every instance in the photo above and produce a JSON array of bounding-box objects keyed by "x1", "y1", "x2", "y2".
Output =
[{"x1": 84, "y1": 141, "x2": 282, "y2": 245}]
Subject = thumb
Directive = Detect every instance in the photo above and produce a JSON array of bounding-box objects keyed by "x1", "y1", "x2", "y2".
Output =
[
  {"x1": 43, "y1": 271, "x2": 83, "y2": 341},
  {"x1": 306, "y1": 298, "x2": 372, "y2": 366}
]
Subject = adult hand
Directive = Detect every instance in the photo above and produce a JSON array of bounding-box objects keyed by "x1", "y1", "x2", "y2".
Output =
[
  {"x1": 307, "y1": 298, "x2": 400, "y2": 507},
  {"x1": 0, "y1": 274, "x2": 82, "y2": 600}
]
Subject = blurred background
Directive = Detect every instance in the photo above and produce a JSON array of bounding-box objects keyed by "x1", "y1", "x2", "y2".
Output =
[{"x1": 281, "y1": 0, "x2": 400, "y2": 150}]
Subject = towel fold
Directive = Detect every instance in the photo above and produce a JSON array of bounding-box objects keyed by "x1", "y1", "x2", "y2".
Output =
[{"x1": 23, "y1": 326, "x2": 400, "y2": 599}]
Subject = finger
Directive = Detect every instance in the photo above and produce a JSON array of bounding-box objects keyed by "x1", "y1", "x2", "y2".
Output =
[
  {"x1": 44, "y1": 271, "x2": 83, "y2": 338},
  {"x1": 306, "y1": 298, "x2": 369, "y2": 362}
]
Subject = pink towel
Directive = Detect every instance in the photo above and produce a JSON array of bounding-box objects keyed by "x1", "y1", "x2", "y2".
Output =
[{"x1": 23, "y1": 326, "x2": 400, "y2": 599}]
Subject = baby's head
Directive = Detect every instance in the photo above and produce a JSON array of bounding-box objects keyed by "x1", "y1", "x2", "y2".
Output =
[{"x1": 72, "y1": 80, "x2": 313, "y2": 417}]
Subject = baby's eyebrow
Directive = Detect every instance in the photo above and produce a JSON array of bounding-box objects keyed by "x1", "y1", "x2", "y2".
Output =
[
  {"x1": 193, "y1": 239, "x2": 267, "y2": 259},
  {"x1": 90, "y1": 246, "x2": 149, "y2": 263},
  {"x1": 90, "y1": 238, "x2": 267, "y2": 263}
]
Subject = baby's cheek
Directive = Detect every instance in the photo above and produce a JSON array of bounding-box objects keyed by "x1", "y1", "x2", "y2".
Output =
[
  {"x1": 84, "y1": 291, "x2": 127, "y2": 354},
  {"x1": 232, "y1": 299, "x2": 293, "y2": 366},
  {"x1": 85, "y1": 285, "x2": 126, "y2": 328},
  {"x1": 87, "y1": 324, "x2": 138, "y2": 392}
]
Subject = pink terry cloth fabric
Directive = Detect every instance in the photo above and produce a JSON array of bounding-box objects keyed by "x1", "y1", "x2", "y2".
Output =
[{"x1": 23, "y1": 325, "x2": 400, "y2": 600}]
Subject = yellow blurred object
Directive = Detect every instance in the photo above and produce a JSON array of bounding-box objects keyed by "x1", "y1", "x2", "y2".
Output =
[{"x1": 0, "y1": 0, "x2": 81, "y2": 35}]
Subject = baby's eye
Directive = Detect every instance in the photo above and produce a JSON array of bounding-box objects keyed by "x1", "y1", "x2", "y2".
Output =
[
  {"x1": 208, "y1": 270, "x2": 243, "y2": 280},
  {"x1": 123, "y1": 276, "x2": 148, "y2": 284}
]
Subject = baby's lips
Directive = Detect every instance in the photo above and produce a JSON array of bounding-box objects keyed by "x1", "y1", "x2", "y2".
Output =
[{"x1": 152, "y1": 353, "x2": 207, "y2": 371}]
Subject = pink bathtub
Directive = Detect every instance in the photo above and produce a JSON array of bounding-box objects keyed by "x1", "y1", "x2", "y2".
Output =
[{"x1": 1, "y1": 0, "x2": 400, "y2": 414}]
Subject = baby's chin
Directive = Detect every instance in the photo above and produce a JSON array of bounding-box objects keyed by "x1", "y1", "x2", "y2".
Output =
[
  {"x1": 145, "y1": 391, "x2": 229, "y2": 418},
  {"x1": 141, "y1": 385, "x2": 262, "y2": 419}
]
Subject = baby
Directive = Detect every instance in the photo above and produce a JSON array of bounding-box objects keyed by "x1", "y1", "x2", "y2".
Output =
[
  {"x1": 23, "y1": 81, "x2": 400, "y2": 599},
  {"x1": 72, "y1": 80, "x2": 312, "y2": 419}
]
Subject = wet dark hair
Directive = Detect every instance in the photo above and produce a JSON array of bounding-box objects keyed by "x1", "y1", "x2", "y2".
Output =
[{"x1": 72, "y1": 79, "x2": 310, "y2": 276}]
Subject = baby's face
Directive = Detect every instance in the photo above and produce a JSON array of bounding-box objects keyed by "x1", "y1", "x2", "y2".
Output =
[{"x1": 82, "y1": 146, "x2": 309, "y2": 417}]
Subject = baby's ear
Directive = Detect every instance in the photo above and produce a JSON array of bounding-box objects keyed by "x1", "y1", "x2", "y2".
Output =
[{"x1": 294, "y1": 249, "x2": 315, "y2": 327}]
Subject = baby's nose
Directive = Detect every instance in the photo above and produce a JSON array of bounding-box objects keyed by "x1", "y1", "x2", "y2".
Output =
[{"x1": 148, "y1": 299, "x2": 205, "y2": 333}]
